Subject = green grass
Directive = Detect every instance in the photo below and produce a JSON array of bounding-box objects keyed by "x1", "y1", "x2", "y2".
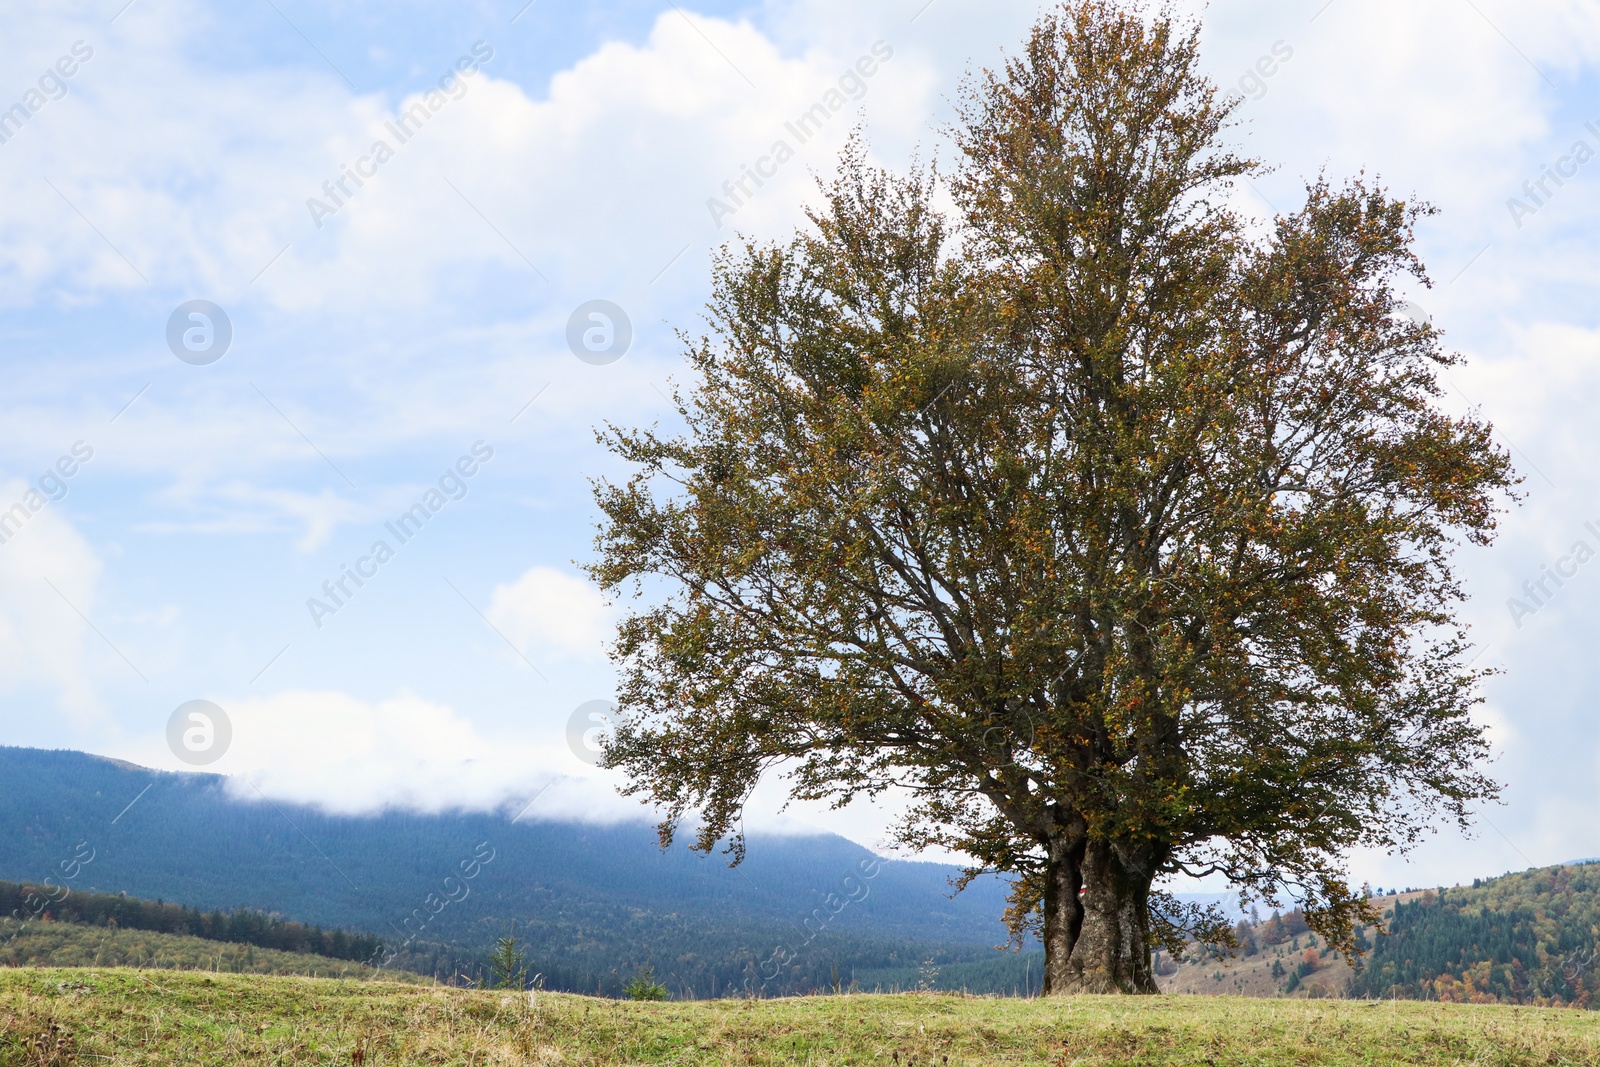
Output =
[{"x1": 6, "y1": 969, "x2": 1600, "y2": 1065}]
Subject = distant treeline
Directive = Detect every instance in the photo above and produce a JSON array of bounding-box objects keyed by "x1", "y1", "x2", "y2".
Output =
[{"x1": 0, "y1": 880, "x2": 382, "y2": 964}]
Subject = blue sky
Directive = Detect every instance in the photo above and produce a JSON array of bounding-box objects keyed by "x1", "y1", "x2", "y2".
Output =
[{"x1": 1, "y1": 0, "x2": 1599, "y2": 895}]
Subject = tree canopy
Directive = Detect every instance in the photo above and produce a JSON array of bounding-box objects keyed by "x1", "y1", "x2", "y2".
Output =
[{"x1": 589, "y1": 0, "x2": 1518, "y2": 993}]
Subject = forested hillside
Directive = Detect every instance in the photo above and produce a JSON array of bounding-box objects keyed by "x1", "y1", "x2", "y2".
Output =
[
  {"x1": 1159, "y1": 863, "x2": 1600, "y2": 1007},
  {"x1": 0, "y1": 880, "x2": 381, "y2": 962},
  {"x1": 0, "y1": 918, "x2": 426, "y2": 980},
  {"x1": 1352, "y1": 864, "x2": 1600, "y2": 1006},
  {"x1": 0, "y1": 747, "x2": 1037, "y2": 996}
]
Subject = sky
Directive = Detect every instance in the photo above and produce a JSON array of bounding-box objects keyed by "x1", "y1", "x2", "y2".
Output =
[{"x1": 1, "y1": 0, "x2": 1598, "y2": 896}]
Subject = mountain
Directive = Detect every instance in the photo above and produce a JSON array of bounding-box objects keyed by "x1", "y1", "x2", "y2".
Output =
[
  {"x1": 0, "y1": 746, "x2": 1041, "y2": 995},
  {"x1": 19, "y1": 747, "x2": 1597, "y2": 1006}
]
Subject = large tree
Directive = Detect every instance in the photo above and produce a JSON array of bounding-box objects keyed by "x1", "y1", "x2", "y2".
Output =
[{"x1": 588, "y1": 1, "x2": 1517, "y2": 994}]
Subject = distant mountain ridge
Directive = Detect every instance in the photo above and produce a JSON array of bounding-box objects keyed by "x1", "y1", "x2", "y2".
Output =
[{"x1": 0, "y1": 746, "x2": 1039, "y2": 995}]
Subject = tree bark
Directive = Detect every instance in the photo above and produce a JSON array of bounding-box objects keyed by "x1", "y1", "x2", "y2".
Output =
[
  {"x1": 1045, "y1": 839, "x2": 1158, "y2": 994},
  {"x1": 1040, "y1": 835, "x2": 1084, "y2": 995}
]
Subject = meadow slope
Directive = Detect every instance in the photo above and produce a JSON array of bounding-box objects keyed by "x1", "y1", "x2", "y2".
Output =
[
  {"x1": 0, "y1": 921, "x2": 425, "y2": 982},
  {"x1": 5, "y1": 969, "x2": 1600, "y2": 1065}
]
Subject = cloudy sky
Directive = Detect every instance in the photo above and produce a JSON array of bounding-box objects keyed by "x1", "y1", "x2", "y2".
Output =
[{"x1": 1, "y1": 0, "x2": 1597, "y2": 893}]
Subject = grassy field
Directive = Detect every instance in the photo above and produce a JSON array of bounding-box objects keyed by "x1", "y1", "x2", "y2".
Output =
[{"x1": 5, "y1": 969, "x2": 1600, "y2": 1065}]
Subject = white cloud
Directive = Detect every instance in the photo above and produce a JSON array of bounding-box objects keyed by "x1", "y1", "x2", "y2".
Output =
[
  {"x1": 0, "y1": 6, "x2": 938, "y2": 315},
  {"x1": 487, "y1": 565, "x2": 611, "y2": 661},
  {"x1": 196, "y1": 688, "x2": 556, "y2": 814},
  {"x1": 135, "y1": 482, "x2": 364, "y2": 553},
  {"x1": 112, "y1": 686, "x2": 659, "y2": 825},
  {"x1": 0, "y1": 3, "x2": 950, "y2": 555},
  {"x1": 0, "y1": 477, "x2": 106, "y2": 723},
  {"x1": 128, "y1": 684, "x2": 912, "y2": 845}
]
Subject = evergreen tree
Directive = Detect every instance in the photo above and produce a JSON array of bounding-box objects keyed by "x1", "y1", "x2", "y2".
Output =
[
  {"x1": 487, "y1": 924, "x2": 531, "y2": 991},
  {"x1": 624, "y1": 963, "x2": 668, "y2": 1001}
]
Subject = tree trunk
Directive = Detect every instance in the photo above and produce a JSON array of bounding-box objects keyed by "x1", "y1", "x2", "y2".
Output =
[
  {"x1": 1040, "y1": 835, "x2": 1084, "y2": 995},
  {"x1": 1044, "y1": 839, "x2": 1158, "y2": 994}
]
